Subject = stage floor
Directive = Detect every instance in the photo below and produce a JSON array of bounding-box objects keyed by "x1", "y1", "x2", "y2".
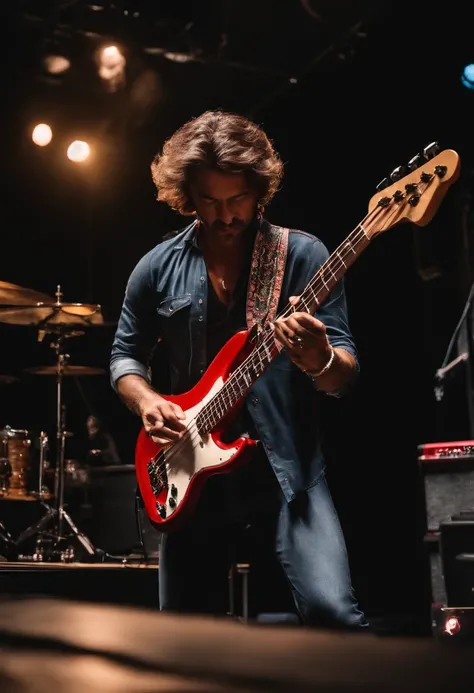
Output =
[{"x1": 0, "y1": 557, "x2": 431, "y2": 637}]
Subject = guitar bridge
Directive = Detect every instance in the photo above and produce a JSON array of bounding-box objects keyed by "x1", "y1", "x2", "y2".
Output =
[{"x1": 147, "y1": 451, "x2": 168, "y2": 497}]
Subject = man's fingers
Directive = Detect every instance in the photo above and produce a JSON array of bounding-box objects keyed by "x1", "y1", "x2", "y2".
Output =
[
  {"x1": 150, "y1": 434, "x2": 175, "y2": 446},
  {"x1": 148, "y1": 423, "x2": 184, "y2": 442},
  {"x1": 171, "y1": 403, "x2": 187, "y2": 423},
  {"x1": 144, "y1": 410, "x2": 187, "y2": 441},
  {"x1": 293, "y1": 312, "x2": 326, "y2": 335}
]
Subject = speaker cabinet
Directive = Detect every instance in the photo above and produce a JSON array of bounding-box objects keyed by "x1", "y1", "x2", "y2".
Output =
[
  {"x1": 418, "y1": 452, "x2": 474, "y2": 532},
  {"x1": 87, "y1": 465, "x2": 159, "y2": 558},
  {"x1": 418, "y1": 443, "x2": 474, "y2": 607},
  {"x1": 440, "y1": 520, "x2": 474, "y2": 606}
]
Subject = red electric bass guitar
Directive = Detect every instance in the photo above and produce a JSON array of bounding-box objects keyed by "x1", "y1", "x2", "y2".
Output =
[{"x1": 135, "y1": 145, "x2": 460, "y2": 531}]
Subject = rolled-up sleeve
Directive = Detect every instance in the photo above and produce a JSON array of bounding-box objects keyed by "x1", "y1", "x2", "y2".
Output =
[{"x1": 110, "y1": 252, "x2": 160, "y2": 390}]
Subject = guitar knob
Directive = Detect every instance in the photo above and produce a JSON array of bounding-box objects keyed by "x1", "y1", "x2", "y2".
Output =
[
  {"x1": 168, "y1": 496, "x2": 176, "y2": 508},
  {"x1": 171, "y1": 484, "x2": 178, "y2": 497},
  {"x1": 390, "y1": 166, "x2": 405, "y2": 182}
]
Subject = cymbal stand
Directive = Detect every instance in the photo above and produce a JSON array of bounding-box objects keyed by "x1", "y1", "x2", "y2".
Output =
[
  {"x1": 16, "y1": 327, "x2": 102, "y2": 562},
  {"x1": 53, "y1": 337, "x2": 69, "y2": 542}
]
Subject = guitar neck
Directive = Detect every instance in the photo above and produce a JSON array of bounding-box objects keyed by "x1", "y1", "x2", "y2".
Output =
[
  {"x1": 197, "y1": 222, "x2": 372, "y2": 434},
  {"x1": 290, "y1": 223, "x2": 370, "y2": 316}
]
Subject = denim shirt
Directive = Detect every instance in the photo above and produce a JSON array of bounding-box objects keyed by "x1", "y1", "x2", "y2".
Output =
[{"x1": 110, "y1": 218, "x2": 359, "y2": 503}]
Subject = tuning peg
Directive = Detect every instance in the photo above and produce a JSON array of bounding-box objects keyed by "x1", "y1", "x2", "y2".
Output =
[
  {"x1": 408, "y1": 153, "x2": 425, "y2": 171},
  {"x1": 423, "y1": 142, "x2": 440, "y2": 160},
  {"x1": 376, "y1": 177, "x2": 390, "y2": 192},
  {"x1": 390, "y1": 166, "x2": 405, "y2": 182}
]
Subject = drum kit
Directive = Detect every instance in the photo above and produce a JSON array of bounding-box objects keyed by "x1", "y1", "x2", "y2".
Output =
[{"x1": 0, "y1": 280, "x2": 115, "y2": 562}]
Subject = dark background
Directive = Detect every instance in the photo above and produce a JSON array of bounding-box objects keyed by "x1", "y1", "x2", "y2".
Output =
[{"x1": 1, "y1": 1, "x2": 473, "y2": 628}]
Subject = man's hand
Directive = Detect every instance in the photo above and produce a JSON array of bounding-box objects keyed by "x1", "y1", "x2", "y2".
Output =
[
  {"x1": 139, "y1": 392, "x2": 187, "y2": 446},
  {"x1": 272, "y1": 297, "x2": 332, "y2": 375}
]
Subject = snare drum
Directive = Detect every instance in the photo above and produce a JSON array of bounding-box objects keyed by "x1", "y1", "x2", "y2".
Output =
[{"x1": 0, "y1": 426, "x2": 31, "y2": 498}]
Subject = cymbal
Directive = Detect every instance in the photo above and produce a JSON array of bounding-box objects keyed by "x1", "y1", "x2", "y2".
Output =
[
  {"x1": 0, "y1": 302, "x2": 105, "y2": 326},
  {"x1": 0, "y1": 281, "x2": 54, "y2": 306},
  {"x1": 25, "y1": 365, "x2": 106, "y2": 376},
  {"x1": 0, "y1": 375, "x2": 19, "y2": 385}
]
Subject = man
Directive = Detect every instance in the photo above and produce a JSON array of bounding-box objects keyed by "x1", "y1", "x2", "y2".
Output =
[{"x1": 110, "y1": 109, "x2": 367, "y2": 630}]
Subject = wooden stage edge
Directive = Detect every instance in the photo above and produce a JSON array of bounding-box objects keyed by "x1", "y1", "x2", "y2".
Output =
[{"x1": 0, "y1": 559, "x2": 158, "y2": 570}]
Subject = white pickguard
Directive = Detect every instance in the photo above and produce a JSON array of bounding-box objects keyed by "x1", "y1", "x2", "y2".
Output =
[{"x1": 162, "y1": 377, "x2": 239, "y2": 517}]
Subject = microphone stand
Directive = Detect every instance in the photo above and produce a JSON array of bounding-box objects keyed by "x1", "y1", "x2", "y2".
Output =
[{"x1": 434, "y1": 281, "x2": 474, "y2": 437}]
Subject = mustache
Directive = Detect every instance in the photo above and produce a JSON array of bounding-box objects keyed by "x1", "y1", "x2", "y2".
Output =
[{"x1": 212, "y1": 218, "x2": 245, "y2": 231}]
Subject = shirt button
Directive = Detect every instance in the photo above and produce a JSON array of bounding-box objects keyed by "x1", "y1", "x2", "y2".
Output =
[
  {"x1": 199, "y1": 316, "x2": 203, "y2": 322},
  {"x1": 198, "y1": 298, "x2": 203, "y2": 304},
  {"x1": 200, "y1": 276, "x2": 205, "y2": 282},
  {"x1": 200, "y1": 369, "x2": 204, "y2": 375}
]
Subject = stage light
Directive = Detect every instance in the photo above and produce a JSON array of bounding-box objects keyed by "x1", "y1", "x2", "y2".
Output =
[
  {"x1": 96, "y1": 44, "x2": 126, "y2": 91},
  {"x1": 32, "y1": 124, "x2": 53, "y2": 147},
  {"x1": 461, "y1": 64, "x2": 474, "y2": 90},
  {"x1": 67, "y1": 140, "x2": 90, "y2": 163},
  {"x1": 43, "y1": 54, "x2": 71, "y2": 75},
  {"x1": 101, "y1": 45, "x2": 124, "y2": 65}
]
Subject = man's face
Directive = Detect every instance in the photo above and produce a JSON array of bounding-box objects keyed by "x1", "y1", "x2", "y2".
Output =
[{"x1": 190, "y1": 168, "x2": 259, "y2": 244}]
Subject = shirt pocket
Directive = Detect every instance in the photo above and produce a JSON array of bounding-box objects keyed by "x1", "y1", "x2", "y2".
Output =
[{"x1": 157, "y1": 294, "x2": 192, "y2": 317}]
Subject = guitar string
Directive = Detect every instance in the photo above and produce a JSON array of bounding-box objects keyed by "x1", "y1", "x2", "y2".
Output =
[
  {"x1": 199, "y1": 178, "x2": 433, "y2": 427},
  {"x1": 152, "y1": 180, "x2": 431, "y2": 480},
  {"x1": 194, "y1": 208, "x2": 382, "y2": 426},
  {"x1": 152, "y1": 200, "x2": 401, "y2": 479},
  {"x1": 151, "y1": 208, "x2": 382, "y2": 477}
]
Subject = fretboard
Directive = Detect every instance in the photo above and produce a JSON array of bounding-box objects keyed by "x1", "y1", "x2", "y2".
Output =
[{"x1": 196, "y1": 223, "x2": 371, "y2": 434}]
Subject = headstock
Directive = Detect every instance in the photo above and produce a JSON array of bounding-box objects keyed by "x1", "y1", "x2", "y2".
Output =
[{"x1": 365, "y1": 143, "x2": 460, "y2": 239}]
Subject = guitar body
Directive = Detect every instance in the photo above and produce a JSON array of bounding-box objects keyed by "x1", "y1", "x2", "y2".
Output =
[{"x1": 135, "y1": 329, "x2": 259, "y2": 532}]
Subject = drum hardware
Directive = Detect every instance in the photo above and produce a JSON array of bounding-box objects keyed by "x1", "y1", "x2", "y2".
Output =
[
  {"x1": 36, "y1": 431, "x2": 49, "y2": 500},
  {"x1": 0, "y1": 427, "x2": 32, "y2": 499},
  {"x1": 0, "y1": 520, "x2": 16, "y2": 560},
  {"x1": 1, "y1": 284, "x2": 108, "y2": 562},
  {"x1": 0, "y1": 282, "x2": 114, "y2": 562},
  {"x1": 0, "y1": 426, "x2": 52, "y2": 501},
  {"x1": 16, "y1": 336, "x2": 103, "y2": 561}
]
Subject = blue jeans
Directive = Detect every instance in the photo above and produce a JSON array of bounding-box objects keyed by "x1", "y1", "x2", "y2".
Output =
[{"x1": 158, "y1": 457, "x2": 367, "y2": 630}]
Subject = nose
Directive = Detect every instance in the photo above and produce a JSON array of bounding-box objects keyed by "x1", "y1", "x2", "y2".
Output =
[{"x1": 216, "y1": 201, "x2": 233, "y2": 225}]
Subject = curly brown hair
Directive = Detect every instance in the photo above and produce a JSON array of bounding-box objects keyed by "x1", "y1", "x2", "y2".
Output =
[{"x1": 150, "y1": 110, "x2": 284, "y2": 215}]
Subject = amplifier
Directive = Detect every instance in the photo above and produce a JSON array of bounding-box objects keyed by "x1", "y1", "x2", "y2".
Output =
[
  {"x1": 440, "y1": 520, "x2": 474, "y2": 607},
  {"x1": 86, "y1": 465, "x2": 159, "y2": 558},
  {"x1": 418, "y1": 440, "x2": 474, "y2": 532}
]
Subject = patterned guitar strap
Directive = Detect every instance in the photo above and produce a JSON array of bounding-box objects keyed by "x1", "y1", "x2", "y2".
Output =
[{"x1": 246, "y1": 222, "x2": 289, "y2": 336}]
